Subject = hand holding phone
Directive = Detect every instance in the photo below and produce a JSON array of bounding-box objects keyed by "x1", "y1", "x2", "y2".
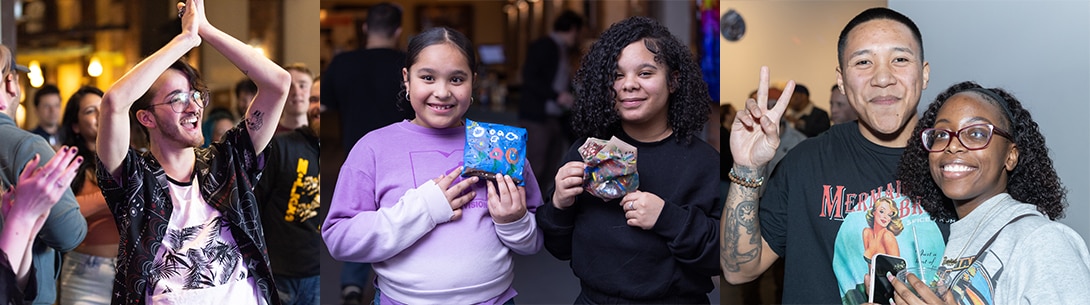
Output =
[{"x1": 868, "y1": 253, "x2": 907, "y2": 305}]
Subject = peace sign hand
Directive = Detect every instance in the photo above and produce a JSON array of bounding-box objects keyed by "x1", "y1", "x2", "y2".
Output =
[{"x1": 731, "y1": 66, "x2": 795, "y2": 169}]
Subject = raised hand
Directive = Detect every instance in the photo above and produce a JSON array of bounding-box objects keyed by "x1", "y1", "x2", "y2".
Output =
[
  {"x1": 431, "y1": 167, "x2": 478, "y2": 221},
  {"x1": 177, "y1": 0, "x2": 201, "y2": 46},
  {"x1": 730, "y1": 66, "x2": 795, "y2": 169},
  {"x1": 486, "y1": 174, "x2": 527, "y2": 224},
  {"x1": 552, "y1": 161, "x2": 586, "y2": 210}
]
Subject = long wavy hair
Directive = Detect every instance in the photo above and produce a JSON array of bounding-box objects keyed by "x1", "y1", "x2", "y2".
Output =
[
  {"x1": 571, "y1": 16, "x2": 710, "y2": 144},
  {"x1": 896, "y1": 81, "x2": 1066, "y2": 222},
  {"x1": 59, "y1": 86, "x2": 104, "y2": 194}
]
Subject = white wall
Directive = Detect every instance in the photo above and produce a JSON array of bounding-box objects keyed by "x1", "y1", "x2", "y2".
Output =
[
  {"x1": 719, "y1": 0, "x2": 885, "y2": 108},
  {"x1": 891, "y1": 0, "x2": 1090, "y2": 244}
]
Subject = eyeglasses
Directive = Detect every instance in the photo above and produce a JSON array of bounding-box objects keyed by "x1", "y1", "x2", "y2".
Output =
[
  {"x1": 920, "y1": 123, "x2": 1011, "y2": 152},
  {"x1": 147, "y1": 90, "x2": 209, "y2": 113}
]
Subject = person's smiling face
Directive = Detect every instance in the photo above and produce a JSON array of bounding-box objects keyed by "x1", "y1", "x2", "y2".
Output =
[{"x1": 928, "y1": 92, "x2": 1018, "y2": 211}]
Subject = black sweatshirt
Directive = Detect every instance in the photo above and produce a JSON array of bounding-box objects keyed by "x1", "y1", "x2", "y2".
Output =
[{"x1": 537, "y1": 132, "x2": 721, "y2": 303}]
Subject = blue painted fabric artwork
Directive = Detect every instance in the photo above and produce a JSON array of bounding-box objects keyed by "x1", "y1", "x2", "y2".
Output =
[{"x1": 461, "y1": 119, "x2": 528, "y2": 186}]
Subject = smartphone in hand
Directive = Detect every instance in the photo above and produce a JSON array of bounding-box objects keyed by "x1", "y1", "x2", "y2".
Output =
[{"x1": 868, "y1": 253, "x2": 907, "y2": 304}]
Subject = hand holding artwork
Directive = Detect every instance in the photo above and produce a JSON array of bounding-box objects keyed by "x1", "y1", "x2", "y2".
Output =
[
  {"x1": 730, "y1": 66, "x2": 795, "y2": 169},
  {"x1": 552, "y1": 161, "x2": 586, "y2": 210},
  {"x1": 487, "y1": 174, "x2": 527, "y2": 224},
  {"x1": 620, "y1": 191, "x2": 664, "y2": 230},
  {"x1": 432, "y1": 167, "x2": 479, "y2": 221}
]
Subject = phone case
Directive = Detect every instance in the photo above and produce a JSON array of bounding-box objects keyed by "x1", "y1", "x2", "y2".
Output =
[{"x1": 868, "y1": 253, "x2": 907, "y2": 304}]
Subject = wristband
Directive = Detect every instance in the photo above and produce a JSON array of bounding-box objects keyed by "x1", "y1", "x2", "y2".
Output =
[{"x1": 729, "y1": 168, "x2": 764, "y2": 188}]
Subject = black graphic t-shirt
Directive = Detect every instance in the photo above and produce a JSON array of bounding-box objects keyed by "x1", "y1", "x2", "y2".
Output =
[
  {"x1": 255, "y1": 128, "x2": 321, "y2": 278},
  {"x1": 97, "y1": 122, "x2": 277, "y2": 305},
  {"x1": 759, "y1": 123, "x2": 951, "y2": 304}
]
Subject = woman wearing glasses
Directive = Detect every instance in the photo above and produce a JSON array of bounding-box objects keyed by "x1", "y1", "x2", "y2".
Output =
[{"x1": 890, "y1": 81, "x2": 1090, "y2": 304}]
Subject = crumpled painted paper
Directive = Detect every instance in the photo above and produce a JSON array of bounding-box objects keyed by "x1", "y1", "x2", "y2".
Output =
[
  {"x1": 579, "y1": 136, "x2": 638, "y2": 200},
  {"x1": 461, "y1": 119, "x2": 527, "y2": 186}
]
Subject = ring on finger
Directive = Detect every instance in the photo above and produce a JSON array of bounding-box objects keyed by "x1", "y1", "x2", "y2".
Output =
[{"x1": 627, "y1": 201, "x2": 635, "y2": 210}]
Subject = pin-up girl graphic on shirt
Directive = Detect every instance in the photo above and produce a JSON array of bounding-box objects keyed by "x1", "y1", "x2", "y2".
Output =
[{"x1": 863, "y1": 197, "x2": 904, "y2": 260}]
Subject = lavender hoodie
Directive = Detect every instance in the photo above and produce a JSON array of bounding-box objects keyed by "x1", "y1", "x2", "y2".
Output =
[{"x1": 322, "y1": 121, "x2": 543, "y2": 304}]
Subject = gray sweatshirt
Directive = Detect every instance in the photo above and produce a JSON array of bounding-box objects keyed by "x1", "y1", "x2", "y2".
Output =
[{"x1": 938, "y1": 193, "x2": 1090, "y2": 304}]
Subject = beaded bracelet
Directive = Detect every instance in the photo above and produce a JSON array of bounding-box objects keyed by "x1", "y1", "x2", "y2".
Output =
[{"x1": 729, "y1": 168, "x2": 764, "y2": 188}]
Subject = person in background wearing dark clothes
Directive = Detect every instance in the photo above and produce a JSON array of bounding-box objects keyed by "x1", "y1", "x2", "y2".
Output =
[
  {"x1": 320, "y1": 3, "x2": 405, "y2": 304},
  {"x1": 322, "y1": 2, "x2": 411, "y2": 152},
  {"x1": 30, "y1": 84, "x2": 62, "y2": 148},
  {"x1": 537, "y1": 16, "x2": 720, "y2": 304},
  {"x1": 519, "y1": 10, "x2": 583, "y2": 190},
  {"x1": 255, "y1": 65, "x2": 321, "y2": 305},
  {"x1": 784, "y1": 84, "x2": 830, "y2": 137}
]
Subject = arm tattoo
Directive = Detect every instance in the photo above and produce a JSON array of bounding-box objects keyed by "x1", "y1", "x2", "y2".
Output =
[
  {"x1": 721, "y1": 183, "x2": 763, "y2": 273},
  {"x1": 247, "y1": 110, "x2": 264, "y2": 131}
]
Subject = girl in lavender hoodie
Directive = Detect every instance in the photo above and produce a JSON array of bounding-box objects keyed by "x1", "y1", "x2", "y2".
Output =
[{"x1": 321, "y1": 27, "x2": 543, "y2": 305}]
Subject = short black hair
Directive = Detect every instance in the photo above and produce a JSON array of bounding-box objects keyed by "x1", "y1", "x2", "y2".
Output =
[
  {"x1": 837, "y1": 7, "x2": 923, "y2": 68},
  {"x1": 553, "y1": 10, "x2": 584, "y2": 32},
  {"x1": 34, "y1": 84, "x2": 60, "y2": 107},
  {"x1": 794, "y1": 84, "x2": 809, "y2": 96},
  {"x1": 235, "y1": 77, "x2": 257, "y2": 99},
  {"x1": 367, "y1": 2, "x2": 402, "y2": 37}
]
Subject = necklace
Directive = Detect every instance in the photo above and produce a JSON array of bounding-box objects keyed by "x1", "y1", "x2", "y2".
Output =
[{"x1": 940, "y1": 196, "x2": 1005, "y2": 269}]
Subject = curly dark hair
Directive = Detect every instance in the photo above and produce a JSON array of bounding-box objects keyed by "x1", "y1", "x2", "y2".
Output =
[
  {"x1": 571, "y1": 16, "x2": 710, "y2": 144},
  {"x1": 59, "y1": 85, "x2": 104, "y2": 194},
  {"x1": 896, "y1": 81, "x2": 1066, "y2": 222}
]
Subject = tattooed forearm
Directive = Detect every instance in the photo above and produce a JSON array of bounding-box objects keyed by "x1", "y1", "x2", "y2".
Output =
[
  {"x1": 247, "y1": 110, "x2": 264, "y2": 130},
  {"x1": 721, "y1": 169, "x2": 765, "y2": 275}
]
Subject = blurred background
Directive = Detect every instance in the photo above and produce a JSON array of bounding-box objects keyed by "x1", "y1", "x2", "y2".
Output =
[
  {"x1": 2, "y1": 0, "x2": 318, "y2": 130},
  {"x1": 319, "y1": 0, "x2": 721, "y2": 304}
]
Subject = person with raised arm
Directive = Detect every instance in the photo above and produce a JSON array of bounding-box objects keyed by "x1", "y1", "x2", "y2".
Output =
[
  {"x1": 96, "y1": 0, "x2": 290, "y2": 304},
  {"x1": 721, "y1": 8, "x2": 950, "y2": 304}
]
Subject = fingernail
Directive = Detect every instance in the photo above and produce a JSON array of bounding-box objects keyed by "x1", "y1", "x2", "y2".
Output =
[{"x1": 76, "y1": 157, "x2": 84, "y2": 163}]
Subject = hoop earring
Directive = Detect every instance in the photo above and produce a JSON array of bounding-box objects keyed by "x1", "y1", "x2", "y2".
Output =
[
  {"x1": 405, "y1": 91, "x2": 410, "y2": 101},
  {"x1": 470, "y1": 97, "x2": 475, "y2": 104}
]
